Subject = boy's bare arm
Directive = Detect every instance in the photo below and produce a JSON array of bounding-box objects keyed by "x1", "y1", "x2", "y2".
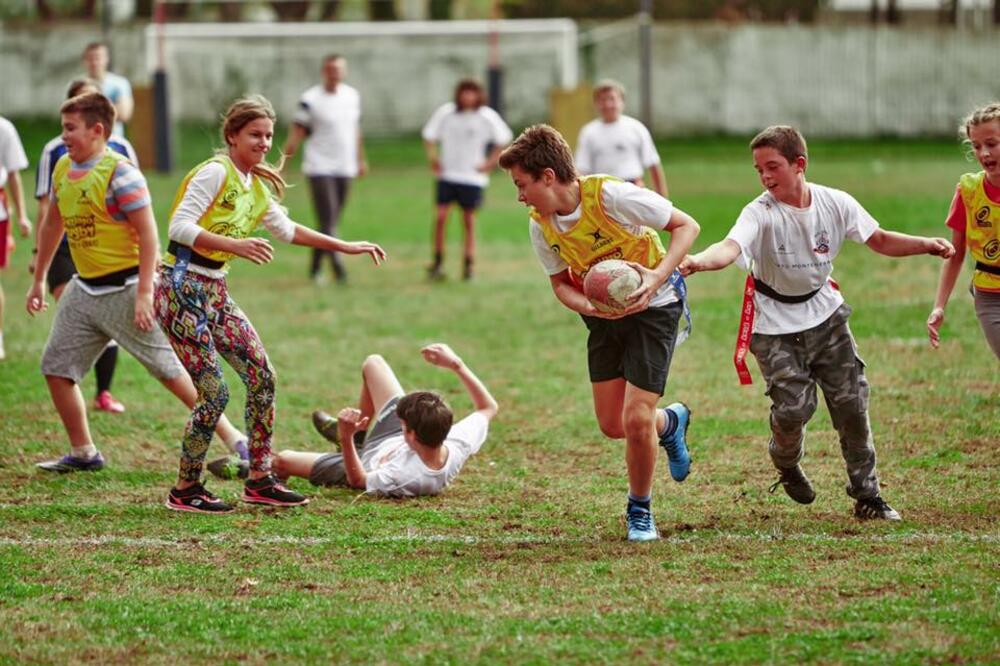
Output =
[
  {"x1": 336, "y1": 408, "x2": 370, "y2": 489},
  {"x1": 679, "y1": 239, "x2": 742, "y2": 276},
  {"x1": 9, "y1": 171, "x2": 33, "y2": 236},
  {"x1": 422, "y1": 343, "x2": 498, "y2": 420},
  {"x1": 29, "y1": 197, "x2": 51, "y2": 275},
  {"x1": 865, "y1": 229, "x2": 954, "y2": 258},
  {"x1": 125, "y1": 205, "x2": 161, "y2": 332},
  {"x1": 26, "y1": 204, "x2": 64, "y2": 315},
  {"x1": 423, "y1": 140, "x2": 440, "y2": 174},
  {"x1": 548, "y1": 270, "x2": 604, "y2": 317}
]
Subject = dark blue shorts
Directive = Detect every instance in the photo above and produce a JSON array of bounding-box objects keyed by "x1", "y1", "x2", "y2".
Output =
[{"x1": 436, "y1": 180, "x2": 483, "y2": 210}]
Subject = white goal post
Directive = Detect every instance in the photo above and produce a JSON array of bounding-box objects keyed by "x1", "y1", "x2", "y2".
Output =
[{"x1": 144, "y1": 18, "x2": 579, "y2": 134}]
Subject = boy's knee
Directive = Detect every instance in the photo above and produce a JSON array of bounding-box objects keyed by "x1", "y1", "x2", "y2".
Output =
[
  {"x1": 362, "y1": 354, "x2": 390, "y2": 378},
  {"x1": 363, "y1": 354, "x2": 386, "y2": 370},
  {"x1": 622, "y1": 407, "x2": 654, "y2": 440},
  {"x1": 597, "y1": 419, "x2": 625, "y2": 439},
  {"x1": 271, "y1": 451, "x2": 289, "y2": 474}
]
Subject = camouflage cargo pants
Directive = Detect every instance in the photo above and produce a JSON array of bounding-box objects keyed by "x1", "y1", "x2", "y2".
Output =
[{"x1": 749, "y1": 304, "x2": 880, "y2": 500}]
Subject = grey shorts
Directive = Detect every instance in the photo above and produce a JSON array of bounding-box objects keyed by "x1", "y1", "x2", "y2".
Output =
[
  {"x1": 973, "y1": 287, "x2": 1000, "y2": 360},
  {"x1": 309, "y1": 395, "x2": 404, "y2": 487},
  {"x1": 40, "y1": 278, "x2": 184, "y2": 383}
]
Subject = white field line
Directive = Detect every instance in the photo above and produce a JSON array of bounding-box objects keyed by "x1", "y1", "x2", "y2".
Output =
[{"x1": 0, "y1": 531, "x2": 997, "y2": 549}]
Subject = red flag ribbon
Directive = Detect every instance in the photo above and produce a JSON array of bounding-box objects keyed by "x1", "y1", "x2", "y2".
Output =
[{"x1": 734, "y1": 274, "x2": 755, "y2": 385}]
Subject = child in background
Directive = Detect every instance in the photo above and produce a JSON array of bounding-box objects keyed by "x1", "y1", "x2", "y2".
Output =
[
  {"x1": 156, "y1": 95, "x2": 385, "y2": 513},
  {"x1": 0, "y1": 115, "x2": 33, "y2": 361},
  {"x1": 30, "y1": 79, "x2": 147, "y2": 416},
  {"x1": 680, "y1": 125, "x2": 954, "y2": 521},
  {"x1": 927, "y1": 102, "x2": 1000, "y2": 359},
  {"x1": 422, "y1": 79, "x2": 512, "y2": 280},
  {"x1": 575, "y1": 80, "x2": 668, "y2": 197},
  {"x1": 27, "y1": 92, "x2": 246, "y2": 473},
  {"x1": 499, "y1": 125, "x2": 699, "y2": 543}
]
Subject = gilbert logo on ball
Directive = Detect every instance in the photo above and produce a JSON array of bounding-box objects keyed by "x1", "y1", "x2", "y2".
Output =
[{"x1": 583, "y1": 260, "x2": 642, "y2": 314}]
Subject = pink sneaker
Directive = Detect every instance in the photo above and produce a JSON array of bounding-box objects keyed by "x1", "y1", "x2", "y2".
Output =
[{"x1": 94, "y1": 390, "x2": 126, "y2": 414}]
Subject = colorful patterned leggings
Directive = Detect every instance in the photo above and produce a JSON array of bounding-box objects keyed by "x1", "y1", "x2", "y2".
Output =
[{"x1": 155, "y1": 266, "x2": 275, "y2": 481}]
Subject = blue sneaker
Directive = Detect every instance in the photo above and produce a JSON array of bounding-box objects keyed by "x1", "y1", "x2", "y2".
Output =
[
  {"x1": 626, "y1": 503, "x2": 659, "y2": 542},
  {"x1": 659, "y1": 403, "x2": 691, "y2": 482},
  {"x1": 36, "y1": 452, "x2": 106, "y2": 473}
]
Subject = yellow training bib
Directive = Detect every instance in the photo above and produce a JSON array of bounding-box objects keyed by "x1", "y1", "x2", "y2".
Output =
[
  {"x1": 52, "y1": 149, "x2": 139, "y2": 279},
  {"x1": 958, "y1": 172, "x2": 1000, "y2": 292},
  {"x1": 531, "y1": 175, "x2": 666, "y2": 285},
  {"x1": 163, "y1": 155, "x2": 271, "y2": 271}
]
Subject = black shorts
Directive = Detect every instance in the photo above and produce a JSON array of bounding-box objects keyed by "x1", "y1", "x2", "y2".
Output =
[
  {"x1": 581, "y1": 302, "x2": 682, "y2": 395},
  {"x1": 436, "y1": 180, "x2": 483, "y2": 210},
  {"x1": 47, "y1": 241, "x2": 77, "y2": 292}
]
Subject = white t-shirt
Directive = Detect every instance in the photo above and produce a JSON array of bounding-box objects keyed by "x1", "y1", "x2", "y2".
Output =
[
  {"x1": 529, "y1": 179, "x2": 680, "y2": 308},
  {"x1": 726, "y1": 184, "x2": 879, "y2": 335},
  {"x1": 0, "y1": 117, "x2": 29, "y2": 220},
  {"x1": 421, "y1": 103, "x2": 513, "y2": 188},
  {"x1": 168, "y1": 160, "x2": 297, "y2": 278},
  {"x1": 575, "y1": 115, "x2": 661, "y2": 182},
  {"x1": 101, "y1": 72, "x2": 132, "y2": 138},
  {"x1": 293, "y1": 83, "x2": 362, "y2": 177},
  {"x1": 362, "y1": 412, "x2": 490, "y2": 498}
]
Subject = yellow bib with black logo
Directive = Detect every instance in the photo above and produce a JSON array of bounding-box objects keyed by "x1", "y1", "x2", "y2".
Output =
[
  {"x1": 52, "y1": 149, "x2": 139, "y2": 279},
  {"x1": 530, "y1": 175, "x2": 666, "y2": 285},
  {"x1": 162, "y1": 155, "x2": 271, "y2": 270},
  {"x1": 958, "y1": 172, "x2": 1000, "y2": 292}
]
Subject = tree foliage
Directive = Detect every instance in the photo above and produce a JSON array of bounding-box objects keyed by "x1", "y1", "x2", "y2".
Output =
[{"x1": 501, "y1": 0, "x2": 826, "y2": 22}]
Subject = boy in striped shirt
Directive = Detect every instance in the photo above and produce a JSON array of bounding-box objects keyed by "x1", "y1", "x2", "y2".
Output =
[{"x1": 27, "y1": 92, "x2": 245, "y2": 473}]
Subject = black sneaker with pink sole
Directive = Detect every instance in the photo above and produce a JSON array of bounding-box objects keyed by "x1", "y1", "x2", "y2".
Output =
[
  {"x1": 166, "y1": 483, "x2": 235, "y2": 514},
  {"x1": 243, "y1": 475, "x2": 309, "y2": 507}
]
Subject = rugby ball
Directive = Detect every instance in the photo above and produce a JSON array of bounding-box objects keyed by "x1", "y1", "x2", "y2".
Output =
[{"x1": 583, "y1": 260, "x2": 642, "y2": 315}]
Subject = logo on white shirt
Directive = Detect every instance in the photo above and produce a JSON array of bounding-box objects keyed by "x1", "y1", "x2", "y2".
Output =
[{"x1": 813, "y1": 230, "x2": 831, "y2": 254}]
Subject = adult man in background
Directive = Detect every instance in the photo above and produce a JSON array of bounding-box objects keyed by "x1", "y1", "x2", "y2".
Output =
[{"x1": 283, "y1": 54, "x2": 367, "y2": 285}]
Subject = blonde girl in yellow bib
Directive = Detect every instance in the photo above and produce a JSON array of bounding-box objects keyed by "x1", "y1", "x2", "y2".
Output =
[
  {"x1": 928, "y1": 102, "x2": 1000, "y2": 359},
  {"x1": 155, "y1": 95, "x2": 386, "y2": 513}
]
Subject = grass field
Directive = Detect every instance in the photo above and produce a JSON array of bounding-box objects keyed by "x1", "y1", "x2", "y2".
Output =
[{"x1": 1, "y1": 121, "x2": 997, "y2": 664}]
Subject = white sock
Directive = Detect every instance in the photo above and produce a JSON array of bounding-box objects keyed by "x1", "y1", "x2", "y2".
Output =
[{"x1": 71, "y1": 444, "x2": 99, "y2": 460}]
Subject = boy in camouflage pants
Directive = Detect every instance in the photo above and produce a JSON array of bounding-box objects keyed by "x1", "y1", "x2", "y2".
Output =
[{"x1": 680, "y1": 126, "x2": 954, "y2": 520}]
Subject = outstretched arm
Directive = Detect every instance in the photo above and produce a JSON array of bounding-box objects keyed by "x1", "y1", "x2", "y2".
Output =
[
  {"x1": 421, "y1": 343, "x2": 498, "y2": 420},
  {"x1": 678, "y1": 238, "x2": 742, "y2": 276},
  {"x1": 927, "y1": 228, "x2": 967, "y2": 349},
  {"x1": 866, "y1": 228, "x2": 954, "y2": 258},
  {"x1": 290, "y1": 224, "x2": 386, "y2": 265},
  {"x1": 625, "y1": 208, "x2": 700, "y2": 311}
]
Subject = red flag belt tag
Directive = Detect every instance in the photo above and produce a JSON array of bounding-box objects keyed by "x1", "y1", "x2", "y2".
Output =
[{"x1": 733, "y1": 274, "x2": 755, "y2": 386}]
